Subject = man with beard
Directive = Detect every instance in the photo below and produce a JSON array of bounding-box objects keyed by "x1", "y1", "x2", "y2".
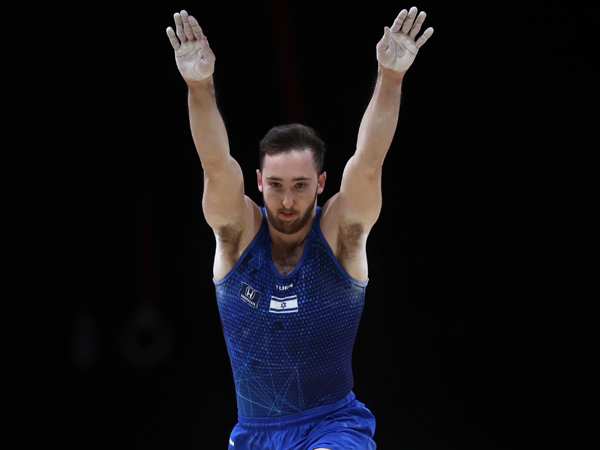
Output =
[{"x1": 167, "y1": 6, "x2": 433, "y2": 450}]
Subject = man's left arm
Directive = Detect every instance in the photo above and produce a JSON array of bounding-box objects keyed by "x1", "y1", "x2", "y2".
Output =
[{"x1": 330, "y1": 7, "x2": 434, "y2": 228}]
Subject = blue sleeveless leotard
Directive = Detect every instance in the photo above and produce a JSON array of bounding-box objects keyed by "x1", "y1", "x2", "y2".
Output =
[{"x1": 214, "y1": 207, "x2": 368, "y2": 418}]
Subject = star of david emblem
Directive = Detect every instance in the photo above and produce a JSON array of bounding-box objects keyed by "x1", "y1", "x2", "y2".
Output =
[{"x1": 281, "y1": 302, "x2": 287, "y2": 309}]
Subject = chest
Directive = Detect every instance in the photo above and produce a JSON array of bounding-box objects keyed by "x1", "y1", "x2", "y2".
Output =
[
  {"x1": 215, "y1": 231, "x2": 368, "y2": 331},
  {"x1": 217, "y1": 254, "x2": 366, "y2": 331},
  {"x1": 270, "y1": 241, "x2": 306, "y2": 275}
]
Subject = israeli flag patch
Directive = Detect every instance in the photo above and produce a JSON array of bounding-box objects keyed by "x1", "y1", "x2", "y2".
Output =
[{"x1": 269, "y1": 295, "x2": 299, "y2": 314}]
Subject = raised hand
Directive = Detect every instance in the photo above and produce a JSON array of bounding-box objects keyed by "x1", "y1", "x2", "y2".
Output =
[
  {"x1": 376, "y1": 7, "x2": 433, "y2": 74},
  {"x1": 166, "y1": 10, "x2": 215, "y2": 83}
]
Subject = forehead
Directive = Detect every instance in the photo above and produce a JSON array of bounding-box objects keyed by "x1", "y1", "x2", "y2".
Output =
[{"x1": 262, "y1": 149, "x2": 317, "y2": 178}]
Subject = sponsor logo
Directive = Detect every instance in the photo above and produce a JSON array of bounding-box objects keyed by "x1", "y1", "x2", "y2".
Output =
[
  {"x1": 276, "y1": 283, "x2": 294, "y2": 291},
  {"x1": 269, "y1": 295, "x2": 299, "y2": 314},
  {"x1": 239, "y1": 282, "x2": 261, "y2": 308}
]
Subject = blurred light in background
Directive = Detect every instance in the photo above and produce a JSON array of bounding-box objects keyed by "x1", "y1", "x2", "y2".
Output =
[{"x1": 119, "y1": 305, "x2": 174, "y2": 368}]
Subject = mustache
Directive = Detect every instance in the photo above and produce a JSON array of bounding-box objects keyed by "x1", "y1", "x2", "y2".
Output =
[{"x1": 277, "y1": 208, "x2": 300, "y2": 214}]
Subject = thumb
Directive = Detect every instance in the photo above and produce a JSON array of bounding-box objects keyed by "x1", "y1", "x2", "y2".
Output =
[
  {"x1": 377, "y1": 27, "x2": 392, "y2": 51},
  {"x1": 201, "y1": 36, "x2": 216, "y2": 62}
]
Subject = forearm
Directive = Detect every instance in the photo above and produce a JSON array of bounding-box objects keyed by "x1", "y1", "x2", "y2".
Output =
[
  {"x1": 187, "y1": 76, "x2": 232, "y2": 171},
  {"x1": 355, "y1": 65, "x2": 404, "y2": 169}
]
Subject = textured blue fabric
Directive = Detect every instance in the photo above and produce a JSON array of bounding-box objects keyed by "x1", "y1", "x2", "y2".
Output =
[
  {"x1": 214, "y1": 207, "x2": 368, "y2": 418},
  {"x1": 228, "y1": 391, "x2": 377, "y2": 450}
]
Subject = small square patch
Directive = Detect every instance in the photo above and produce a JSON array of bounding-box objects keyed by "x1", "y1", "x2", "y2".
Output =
[{"x1": 239, "y1": 282, "x2": 261, "y2": 308}]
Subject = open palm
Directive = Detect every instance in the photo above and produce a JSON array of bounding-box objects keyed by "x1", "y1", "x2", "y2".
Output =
[
  {"x1": 377, "y1": 7, "x2": 433, "y2": 74},
  {"x1": 166, "y1": 10, "x2": 215, "y2": 82}
]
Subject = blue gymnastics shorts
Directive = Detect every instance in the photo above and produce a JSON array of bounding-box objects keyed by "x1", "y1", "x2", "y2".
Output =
[{"x1": 227, "y1": 391, "x2": 376, "y2": 450}]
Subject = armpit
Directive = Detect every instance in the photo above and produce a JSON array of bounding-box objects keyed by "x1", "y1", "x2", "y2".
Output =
[
  {"x1": 337, "y1": 221, "x2": 365, "y2": 263},
  {"x1": 216, "y1": 222, "x2": 243, "y2": 264}
]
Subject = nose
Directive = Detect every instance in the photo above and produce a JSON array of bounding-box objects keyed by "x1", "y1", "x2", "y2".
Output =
[{"x1": 282, "y1": 190, "x2": 294, "y2": 209}]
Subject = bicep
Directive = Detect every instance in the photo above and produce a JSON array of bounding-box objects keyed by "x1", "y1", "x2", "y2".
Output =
[
  {"x1": 202, "y1": 156, "x2": 255, "y2": 233},
  {"x1": 336, "y1": 154, "x2": 383, "y2": 228}
]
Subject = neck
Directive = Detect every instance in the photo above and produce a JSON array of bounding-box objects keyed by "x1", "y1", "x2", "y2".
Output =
[
  {"x1": 268, "y1": 216, "x2": 313, "y2": 250},
  {"x1": 267, "y1": 205, "x2": 317, "y2": 249},
  {"x1": 266, "y1": 206, "x2": 317, "y2": 275}
]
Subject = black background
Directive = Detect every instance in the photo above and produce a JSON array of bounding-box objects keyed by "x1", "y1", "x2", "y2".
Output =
[{"x1": 12, "y1": 0, "x2": 594, "y2": 448}]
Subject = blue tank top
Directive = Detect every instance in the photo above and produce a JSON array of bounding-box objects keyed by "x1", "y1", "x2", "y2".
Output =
[{"x1": 214, "y1": 207, "x2": 368, "y2": 418}]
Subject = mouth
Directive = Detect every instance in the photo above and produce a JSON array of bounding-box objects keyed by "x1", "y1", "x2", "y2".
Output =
[{"x1": 278, "y1": 211, "x2": 298, "y2": 221}]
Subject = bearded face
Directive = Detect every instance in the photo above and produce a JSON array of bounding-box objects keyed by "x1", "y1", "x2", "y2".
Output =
[
  {"x1": 258, "y1": 149, "x2": 326, "y2": 237},
  {"x1": 263, "y1": 189, "x2": 318, "y2": 235}
]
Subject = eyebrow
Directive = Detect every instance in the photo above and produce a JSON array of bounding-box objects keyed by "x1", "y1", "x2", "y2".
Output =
[{"x1": 266, "y1": 176, "x2": 311, "y2": 181}]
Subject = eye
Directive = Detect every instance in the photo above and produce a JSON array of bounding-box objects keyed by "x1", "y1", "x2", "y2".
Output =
[
  {"x1": 270, "y1": 182, "x2": 281, "y2": 188},
  {"x1": 296, "y1": 183, "x2": 306, "y2": 189}
]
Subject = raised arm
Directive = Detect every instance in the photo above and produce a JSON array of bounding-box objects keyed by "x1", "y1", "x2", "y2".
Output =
[
  {"x1": 166, "y1": 11, "x2": 259, "y2": 261},
  {"x1": 335, "y1": 7, "x2": 433, "y2": 228},
  {"x1": 320, "y1": 7, "x2": 433, "y2": 280}
]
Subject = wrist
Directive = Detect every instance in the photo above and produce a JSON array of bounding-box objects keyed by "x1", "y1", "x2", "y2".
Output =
[
  {"x1": 378, "y1": 64, "x2": 405, "y2": 82},
  {"x1": 186, "y1": 75, "x2": 214, "y2": 90},
  {"x1": 187, "y1": 76, "x2": 217, "y2": 104}
]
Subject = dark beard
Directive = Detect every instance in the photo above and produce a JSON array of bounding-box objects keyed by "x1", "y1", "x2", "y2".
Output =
[{"x1": 264, "y1": 191, "x2": 318, "y2": 235}]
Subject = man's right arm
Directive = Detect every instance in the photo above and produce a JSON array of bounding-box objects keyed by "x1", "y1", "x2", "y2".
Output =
[
  {"x1": 167, "y1": 11, "x2": 260, "y2": 275},
  {"x1": 187, "y1": 76, "x2": 252, "y2": 232}
]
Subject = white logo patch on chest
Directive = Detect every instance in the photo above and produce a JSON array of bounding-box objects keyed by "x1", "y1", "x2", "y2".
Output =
[
  {"x1": 239, "y1": 282, "x2": 261, "y2": 308},
  {"x1": 269, "y1": 295, "x2": 299, "y2": 314}
]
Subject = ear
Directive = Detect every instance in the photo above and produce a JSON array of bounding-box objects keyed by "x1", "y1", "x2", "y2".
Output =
[
  {"x1": 317, "y1": 171, "x2": 327, "y2": 194},
  {"x1": 257, "y1": 169, "x2": 263, "y2": 193}
]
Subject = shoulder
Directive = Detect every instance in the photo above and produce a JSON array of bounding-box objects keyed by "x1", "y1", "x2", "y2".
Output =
[{"x1": 320, "y1": 193, "x2": 372, "y2": 241}]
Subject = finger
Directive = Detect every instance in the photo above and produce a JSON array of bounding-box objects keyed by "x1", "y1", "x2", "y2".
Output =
[
  {"x1": 376, "y1": 26, "x2": 392, "y2": 50},
  {"x1": 166, "y1": 27, "x2": 180, "y2": 50},
  {"x1": 401, "y1": 6, "x2": 419, "y2": 34},
  {"x1": 180, "y1": 10, "x2": 195, "y2": 41},
  {"x1": 188, "y1": 15, "x2": 205, "y2": 41},
  {"x1": 390, "y1": 9, "x2": 407, "y2": 33},
  {"x1": 201, "y1": 36, "x2": 216, "y2": 62},
  {"x1": 174, "y1": 12, "x2": 187, "y2": 43},
  {"x1": 415, "y1": 27, "x2": 434, "y2": 48},
  {"x1": 376, "y1": 28, "x2": 395, "y2": 67},
  {"x1": 409, "y1": 11, "x2": 426, "y2": 41}
]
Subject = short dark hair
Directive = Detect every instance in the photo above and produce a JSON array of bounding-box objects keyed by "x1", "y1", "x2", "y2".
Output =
[{"x1": 259, "y1": 124, "x2": 325, "y2": 174}]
